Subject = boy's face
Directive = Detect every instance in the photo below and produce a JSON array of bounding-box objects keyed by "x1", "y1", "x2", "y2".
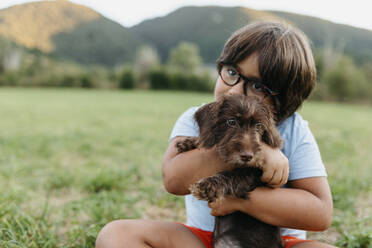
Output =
[{"x1": 214, "y1": 53, "x2": 266, "y2": 101}]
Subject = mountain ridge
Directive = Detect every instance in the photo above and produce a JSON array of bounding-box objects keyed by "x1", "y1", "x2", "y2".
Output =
[
  {"x1": 1, "y1": 1, "x2": 372, "y2": 66},
  {"x1": 131, "y1": 6, "x2": 372, "y2": 64}
]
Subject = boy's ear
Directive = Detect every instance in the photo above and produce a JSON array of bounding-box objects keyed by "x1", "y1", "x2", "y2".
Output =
[{"x1": 194, "y1": 101, "x2": 221, "y2": 148}]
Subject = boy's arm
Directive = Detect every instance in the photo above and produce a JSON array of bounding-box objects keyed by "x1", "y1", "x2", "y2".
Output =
[
  {"x1": 208, "y1": 177, "x2": 333, "y2": 231},
  {"x1": 162, "y1": 137, "x2": 289, "y2": 195},
  {"x1": 162, "y1": 137, "x2": 226, "y2": 195}
]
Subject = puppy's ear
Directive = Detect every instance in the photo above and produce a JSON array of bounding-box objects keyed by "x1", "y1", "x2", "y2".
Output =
[
  {"x1": 262, "y1": 118, "x2": 283, "y2": 149},
  {"x1": 194, "y1": 101, "x2": 221, "y2": 148}
]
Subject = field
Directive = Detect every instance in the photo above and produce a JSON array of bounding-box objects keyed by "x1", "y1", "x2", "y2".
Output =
[{"x1": 0, "y1": 88, "x2": 371, "y2": 247}]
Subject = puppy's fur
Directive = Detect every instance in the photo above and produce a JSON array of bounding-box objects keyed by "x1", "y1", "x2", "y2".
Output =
[{"x1": 176, "y1": 94, "x2": 283, "y2": 248}]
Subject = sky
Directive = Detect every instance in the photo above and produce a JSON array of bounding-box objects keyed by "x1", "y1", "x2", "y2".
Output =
[{"x1": 1, "y1": 0, "x2": 372, "y2": 31}]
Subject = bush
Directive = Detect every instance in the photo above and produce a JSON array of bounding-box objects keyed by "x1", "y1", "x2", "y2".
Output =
[
  {"x1": 80, "y1": 75, "x2": 94, "y2": 88},
  {"x1": 59, "y1": 75, "x2": 80, "y2": 87},
  {"x1": 149, "y1": 66, "x2": 213, "y2": 92},
  {"x1": 170, "y1": 72, "x2": 213, "y2": 92},
  {"x1": 0, "y1": 71, "x2": 20, "y2": 86},
  {"x1": 148, "y1": 66, "x2": 171, "y2": 89},
  {"x1": 119, "y1": 68, "x2": 135, "y2": 89},
  {"x1": 315, "y1": 54, "x2": 372, "y2": 102}
]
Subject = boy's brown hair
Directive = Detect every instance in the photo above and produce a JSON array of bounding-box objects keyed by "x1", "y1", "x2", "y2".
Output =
[{"x1": 217, "y1": 21, "x2": 316, "y2": 123}]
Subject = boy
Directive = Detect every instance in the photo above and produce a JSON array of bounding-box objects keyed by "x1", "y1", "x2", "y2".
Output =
[{"x1": 96, "y1": 22, "x2": 335, "y2": 248}]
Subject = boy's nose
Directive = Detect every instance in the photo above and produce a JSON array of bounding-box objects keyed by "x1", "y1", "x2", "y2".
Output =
[{"x1": 227, "y1": 81, "x2": 244, "y2": 95}]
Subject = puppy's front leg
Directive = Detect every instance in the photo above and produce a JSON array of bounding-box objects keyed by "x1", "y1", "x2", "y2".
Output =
[
  {"x1": 190, "y1": 167, "x2": 263, "y2": 202},
  {"x1": 176, "y1": 137, "x2": 199, "y2": 153},
  {"x1": 220, "y1": 167, "x2": 263, "y2": 199},
  {"x1": 190, "y1": 173, "x2": 227, "y2": 202}
]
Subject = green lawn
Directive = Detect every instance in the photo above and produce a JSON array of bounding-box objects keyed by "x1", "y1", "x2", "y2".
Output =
[{"x1": 0, "y1": 88, "x2": 371, "y2": 247}]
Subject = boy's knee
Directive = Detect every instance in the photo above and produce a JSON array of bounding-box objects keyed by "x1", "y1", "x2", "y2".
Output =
[{"x1": 96, "y1": 220, "x2": 133, "y2": 248}]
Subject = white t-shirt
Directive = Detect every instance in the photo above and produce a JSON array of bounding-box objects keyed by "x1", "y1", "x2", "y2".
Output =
[{"x1": 169, "y1": 105, "x2": 327, "y2": 239}]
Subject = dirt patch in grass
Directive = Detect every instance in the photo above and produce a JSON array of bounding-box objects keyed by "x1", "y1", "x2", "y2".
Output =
[
  {"x1": 24, "y1": 189, "x2": 88, "y2": 221},
  {"x1": 21, "y1": 189, "x2": 84, "y2": 214},
  {"x1": 355, "y1": 192, "x2": 372, "y2": 220},
  {"x1": 59, "y1": 153, "x2": 87, "y2": 169}
]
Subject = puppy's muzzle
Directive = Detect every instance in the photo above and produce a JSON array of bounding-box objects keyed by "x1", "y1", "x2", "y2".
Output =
[{"x1": 240, "y1": 152, "x2": 254, "y2": 162}]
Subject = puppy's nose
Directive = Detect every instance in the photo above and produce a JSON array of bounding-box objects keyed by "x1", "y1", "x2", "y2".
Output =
[{"x1": 240, "y1": 152, "x2": 254, "y2": 162}]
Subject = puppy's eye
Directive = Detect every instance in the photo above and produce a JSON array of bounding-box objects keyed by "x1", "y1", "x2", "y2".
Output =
[
  {"x1": 255, "y1": 122, "x2": 263, "y2": 130},
  {"x1": 226, "y1": 118, "x2": 237, "y2": 127}
]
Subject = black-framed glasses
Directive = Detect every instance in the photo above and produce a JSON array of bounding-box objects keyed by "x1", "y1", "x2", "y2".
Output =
[{"x1": 218, "y1": 63, "x2": 279, "y2": 96}]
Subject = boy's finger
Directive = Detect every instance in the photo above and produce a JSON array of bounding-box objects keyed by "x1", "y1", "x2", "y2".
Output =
[
  {"x1": 270, "y1": 170, "x2": 283, "y2": 186},
  {"x1": 210, "y1": 210, "x2": 218, "y2": 216},
  {"x1": 261, "y1": 168, "x2": 274, "y2": 183},
  {"x1": 273, "y1": 168, "x2": 285, "y2": 187},
  {"x1": 280, "y1": 166, "x2": 289, "y2": 186}
]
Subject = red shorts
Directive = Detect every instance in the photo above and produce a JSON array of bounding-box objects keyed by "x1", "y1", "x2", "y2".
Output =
[{"x1": 181, "y1": 224, "x2": 312, "y2": 248}]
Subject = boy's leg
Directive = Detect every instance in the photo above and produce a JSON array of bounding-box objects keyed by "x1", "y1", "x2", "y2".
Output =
[{"x1": 96, "y1": 219, "x2": 206, "y2": 248}]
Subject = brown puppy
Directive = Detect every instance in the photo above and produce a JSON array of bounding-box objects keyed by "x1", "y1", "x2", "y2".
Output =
[{"x1": 176, "y1": 94, "x2": 283, "y2": 248}]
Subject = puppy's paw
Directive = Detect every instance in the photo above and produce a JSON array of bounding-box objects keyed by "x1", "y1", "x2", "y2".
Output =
[
  {"x1": 176, "y1": 137, "x2": 199, "y2": 153},
  {"x1": 190, "y1": 176, "x2": 223, "y2": 202}
]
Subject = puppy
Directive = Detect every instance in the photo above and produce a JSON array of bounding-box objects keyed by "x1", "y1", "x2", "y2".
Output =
[{"x1": 176, "y1": 94, "x2": 283, "y2": 248}]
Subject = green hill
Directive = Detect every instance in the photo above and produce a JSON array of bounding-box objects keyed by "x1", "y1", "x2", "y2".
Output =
[
  {"x1": 51, "y1": 17, "x2": 142, "y2": 65},
  {"x1": 271, "y1": 11, "x2": 372, "y2": 64},
  {"x1": 131, "y1": 6, "x2": 257, "y2": 63},
  {"x1": 131, "y1": 6, "x2": 372, "y2": 64},
  {"x1": 0, "y1": 0, "x2": 143, "y2": 66}
]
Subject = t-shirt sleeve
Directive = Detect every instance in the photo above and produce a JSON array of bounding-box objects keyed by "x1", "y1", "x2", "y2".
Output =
[
  {"x1": 169, "y1": 107, "x2": 199, "y2": 142},
  {"x1": 282, "y1": 114, "x2": 327, "y2": 181}
]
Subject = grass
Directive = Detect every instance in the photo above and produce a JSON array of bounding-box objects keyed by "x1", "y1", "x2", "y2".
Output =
[{"x1": 0, "y1": 88, "x2": 371, "y2": 247}]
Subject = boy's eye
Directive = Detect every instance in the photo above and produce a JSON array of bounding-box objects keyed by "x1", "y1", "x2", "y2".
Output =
[
  {"x1": 226, "y1": 118, "x2": 238, "y2": 127},
  {"x1": 227, "y1": 68, "x2": 238, "y2": 77},
  {"x1": 252, "y1": 82, "x2": 264, "y2": 92}
]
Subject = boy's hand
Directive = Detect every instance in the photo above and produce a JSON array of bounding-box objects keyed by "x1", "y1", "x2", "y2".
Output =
[{"x1": 260, "y1": 143, "x2": 289, "y2": 188}]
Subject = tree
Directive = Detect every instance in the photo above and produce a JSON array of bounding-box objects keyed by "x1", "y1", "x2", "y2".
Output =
[
  {"x1": 167, "y1": 42, "x2": 202, "y2": 74},
  {"x1": 324, "y1": 56, "x2": 370, "y2": 101},
  {"x1": 0, "y1": 38, "x2": 21, "y2": 73},
  {"x1": 134, "y1": 45, "x2": 160, "y2": 88}
]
